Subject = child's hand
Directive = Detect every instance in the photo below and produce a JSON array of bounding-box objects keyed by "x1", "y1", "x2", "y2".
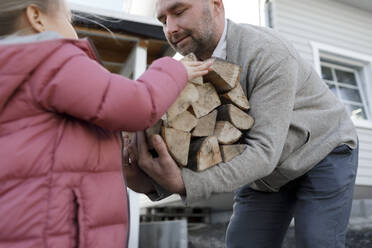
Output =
[{"x1": 181, "y1": 60, "x2": 214, "y2": 81}]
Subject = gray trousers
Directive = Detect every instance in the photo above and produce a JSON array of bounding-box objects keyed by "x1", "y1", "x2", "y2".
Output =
[{"x1": 226, "y1": 144, "x2": 359, "y2": 248}]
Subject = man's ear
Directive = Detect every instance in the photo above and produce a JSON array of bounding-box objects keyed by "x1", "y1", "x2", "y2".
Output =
[
  {"x1": 25, "y1": 4, "x2": 47, "y2": 33},
  {"x1": 212, "y1": 0, "x2": 224, "y2": 13}
]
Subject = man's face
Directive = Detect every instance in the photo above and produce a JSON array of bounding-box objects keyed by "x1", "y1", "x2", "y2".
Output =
[{"x1": 156, "y1": 0, "x2": 218, "y2": 59}]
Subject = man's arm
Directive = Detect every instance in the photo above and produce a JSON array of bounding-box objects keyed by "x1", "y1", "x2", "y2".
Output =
[
  {"x1": 180, "y1": 56, "x2": 300, "y2": 204},
  {"x1": 135, "y1": 56, "x2": 300, "y2": 205}
]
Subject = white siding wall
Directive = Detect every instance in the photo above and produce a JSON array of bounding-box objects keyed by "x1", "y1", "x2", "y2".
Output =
[
  {"x1": 357, "y1": 126, "x2": 372, "y2": 185},
  {"x1": 272, "y1": 0, "x2": 372, "y2": 186},
  {"x1": 272, "y1": 0, "x2": 372, "y2": 64}
]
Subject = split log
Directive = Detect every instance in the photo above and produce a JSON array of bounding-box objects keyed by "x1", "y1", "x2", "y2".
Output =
[
  {"x1": 214, "y1": 121, "x2": 242, "y2": 145},
  {"x1": 191, "y1": 83, "x2": 221, "y2": 118},
  {"x1": 192, "y1": 110, "x2": 217, "y2": 137},
  {"x1": 167, "y1": 83, "x2": 199, "y2": 121},
  {"x1": 168, "y1": 111, "x2": 198, "y2": 132},
  {"x1": 162, "y1": 127, "x2": 191, "y2": 166},
  {"x1": 144, "y1": 57, "x2": 253, "y2": 172},
  {"x1": 181, "y1": 53, "x2": 203, "y2": 85},
  {"x1": 221, "y1": 83, "x2": 250, "y2": 111},
  {"x1": 220, "y1": 144, "x2": 246, "y2": 162},
  {"x1": 217, "y1": 104, "x2": 254, "y2": 130},
  {"x1": 188, "y1": 136, "x2": 222, "y2": 172},
  {"x1": 204, "y1": 58, "x2": 241, "y2": 93}
]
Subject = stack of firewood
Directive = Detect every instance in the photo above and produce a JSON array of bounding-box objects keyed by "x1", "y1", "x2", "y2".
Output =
[{"x1": 146, "y1": 54, "x2": 254, "y2": 172}]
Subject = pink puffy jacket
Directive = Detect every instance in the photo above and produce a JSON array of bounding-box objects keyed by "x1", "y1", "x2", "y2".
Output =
[{"x1": 0, "y1": 38, "x2": 187, "y2": 247}]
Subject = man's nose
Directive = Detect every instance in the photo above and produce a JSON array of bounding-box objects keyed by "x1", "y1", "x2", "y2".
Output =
[{"x1": 166, "y1": 17, "x2": 179, "y2": 35}]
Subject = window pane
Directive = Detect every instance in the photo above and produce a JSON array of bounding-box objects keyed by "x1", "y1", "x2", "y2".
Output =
[
  {"x1": 321, "y1": 66, "x2": 333, "y2": 81},
  {"x1": 345, "y1": 104, "x2": 367, "y2": 120},
  {"x1": 335, "y1": 70, "x2": 357, "y2": 86},
  {"x1": 327, "y1": 83, "x2": 337, "y2": 96},
  {"x1": 339, "y1": 87, "x2": 362, "y2": 103}
]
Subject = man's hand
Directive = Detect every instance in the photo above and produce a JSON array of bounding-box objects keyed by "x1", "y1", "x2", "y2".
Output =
[
  {"x1": 122, "y1": 135, "x2": 155, "y2": 194},
  {"x1": 136, "y1": 132, "x2": 186, "y2": 196}
]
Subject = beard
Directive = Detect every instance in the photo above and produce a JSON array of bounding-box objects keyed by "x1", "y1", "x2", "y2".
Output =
[
  {"x1": 168, "y1": 26, "x2": 216, "y2": 60},
  {"x1": 167, "y1": 7, "x2": 216, "y2": 60},
  {"x1": 168, "y1": 31, "x2": 204, "y2": 56}
]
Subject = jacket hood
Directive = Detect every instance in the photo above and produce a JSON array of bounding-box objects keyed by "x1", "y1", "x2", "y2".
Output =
[{"x1": 0, "y1": 32, "x2": 98, "y2": 112}]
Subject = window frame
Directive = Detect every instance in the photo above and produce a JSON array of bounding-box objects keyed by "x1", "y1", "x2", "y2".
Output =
[
  {"x1": 311, "y1": 41, "x2": 372, "y2": 129},
  {"x1": 321, "y1": 61, "x2": 371, "y2": 120}
]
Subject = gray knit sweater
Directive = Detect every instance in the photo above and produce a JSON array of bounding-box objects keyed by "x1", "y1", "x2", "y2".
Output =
[{"x1": 178, "y1": 20, "x2": 358, "y2": 204}]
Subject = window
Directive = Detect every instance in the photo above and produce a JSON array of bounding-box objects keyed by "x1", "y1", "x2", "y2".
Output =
[
  {"x1": 320, "y1": 61, "x2": 369, "y2": 120},
  {"x1": 311, "y1": 42, "x2": 372, "y2": 126}
]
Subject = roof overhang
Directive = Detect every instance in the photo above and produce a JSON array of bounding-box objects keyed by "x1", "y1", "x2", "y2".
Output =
[
  {"x1": 70, "y1": 3, "x2": 165, "y2": 40},
  {"x1": 70, "y1": 3, "x2": 161, "y2": 26},
  {"x1": 333, "y1": 0, "x2": 372, "y2": 12},
  {"x1": 70, "y1": 3, "x2": 174, "y2": 75}
]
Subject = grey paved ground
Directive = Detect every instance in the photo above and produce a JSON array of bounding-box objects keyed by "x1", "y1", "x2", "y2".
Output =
[
  {"x1": 188, "y1": 219, "x2": 372, "y2": 248},
  {"x1": 282, "y1": 227, "x2": 372, "y2": 248}
]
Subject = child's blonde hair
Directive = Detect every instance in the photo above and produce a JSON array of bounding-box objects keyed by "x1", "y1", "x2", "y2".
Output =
[{"x1": 0, "y1": 0, "x2": 60, "y2": 36}]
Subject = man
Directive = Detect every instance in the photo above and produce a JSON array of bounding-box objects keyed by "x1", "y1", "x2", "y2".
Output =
[{"x1": 124, "y1": 0, "x2": 359, "y2": 247}]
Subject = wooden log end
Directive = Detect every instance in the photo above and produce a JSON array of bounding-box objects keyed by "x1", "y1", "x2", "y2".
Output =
[
  {"x1": 214, "y1": 121, "x2": 242, "y2": 145},
  {"x1": 192, "y1": 110, "x2": 217, "y2": 137},
  {"x1": 218, "y1": 104, "x2": 254, "y2": 130},
  {"x1": 189, "y1": 136, "x2": 222, "y2": 172},
  {"x1": 167, "y1": 83, "x2": 199, "y2": 121},
  {"x1": 168, "y1": 111, "x2": 198, "y2": 132},
  {"x1": 221, "y1": 144, "x2": 246, "y2": 163},
  {"x1": 221, "y1": 83, "x2": 250, "y2": 111},
  {"x1": 191, "y1": 83, "x2": 221, "y2": 118},
  {"x1": 190, "y1": 76, "x2": 203, "y2": 85},
  {"x1": 162, "y1": 127, "x2": 191, "y2": 166},
  {"x1": 204, "y1": 58, "x2": 241, "y2": 93}
]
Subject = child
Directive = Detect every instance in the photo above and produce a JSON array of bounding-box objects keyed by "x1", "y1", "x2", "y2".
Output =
[{"x1": 0, "y1": 0, "x2": 212, "y2": 247}]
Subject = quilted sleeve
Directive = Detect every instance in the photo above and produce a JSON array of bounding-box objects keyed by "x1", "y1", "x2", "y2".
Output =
[{"x1": 36, "y1": 50, "x2": 187, "y2": 131}]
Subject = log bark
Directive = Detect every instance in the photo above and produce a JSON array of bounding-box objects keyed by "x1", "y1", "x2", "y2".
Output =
[
  {"x1": 162, "y1": 127, "x2": 191, "y2": 166},
  {"x1": 217, "y1": 104, "x2": 254, "y2": 130},
  {"x1": 220, "y1": 144, "x2": 246, "y2": 162},
  {"x1": 188, "y1": 136, "x2": 222, "y2": 172},
  {"x1": 214, "y1": 121, "x2": 242, "y2": 145},
  {"x1": 204, "y1": 58, "x2": 241, "y2": 93},
  {"x1": 167, "y1": 83, "x2": 199, "y2": 121},
  {"x1": 192, "y1": 110, "x2": 217, "y2": 137},
  {"x1": 221, "y1": 83, "x2": 250, "y2": 111},
  {"x1": 191, "y1": 83, "x2": 221, "y2": 118},
  {"x1": 168, "y1": 111, "x2": 198, "y2": 132}
]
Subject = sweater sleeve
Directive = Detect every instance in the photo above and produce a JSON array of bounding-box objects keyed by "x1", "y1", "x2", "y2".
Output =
[
  {"x1": 181, "y1": 56, "x2": 299, "y2": 205},
  {"x1": 37, "y1": 53, "x2": 188, "y2": 131}
]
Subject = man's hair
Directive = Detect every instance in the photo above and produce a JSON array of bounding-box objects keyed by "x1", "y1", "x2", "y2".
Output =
[{"x1": 0, "y1": 0, "x2": 60, "y2": 36}]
